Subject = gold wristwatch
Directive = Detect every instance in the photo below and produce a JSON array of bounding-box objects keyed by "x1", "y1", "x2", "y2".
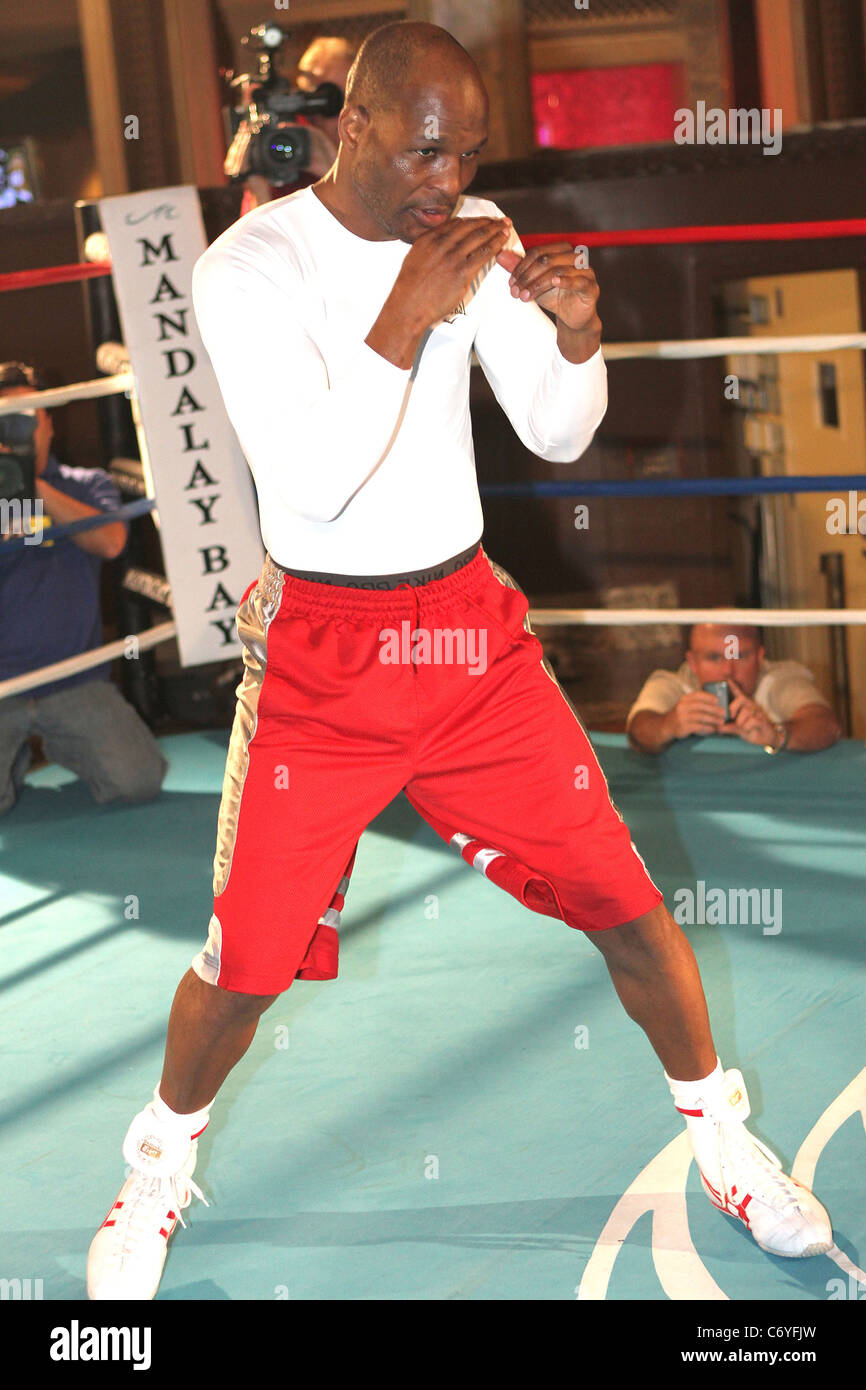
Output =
[{"x1": 763, "y1": 722, "x2": 788, "y2": 755}]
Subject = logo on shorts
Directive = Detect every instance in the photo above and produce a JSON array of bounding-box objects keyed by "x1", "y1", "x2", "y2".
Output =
[{"x1": 378, "y1": 622, "x2": 487, "y2": 676}]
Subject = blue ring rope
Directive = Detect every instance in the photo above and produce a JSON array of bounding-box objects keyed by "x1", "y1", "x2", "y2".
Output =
[
  {"x1": 2, "y1": 476, "x2": 862, "y2": 559},
  {"x1": 0, "y1": 496, "x2": 155, "y2": 556},
  {"x1": 479, "y1": 474, "x2": 866, "y2": 499}
]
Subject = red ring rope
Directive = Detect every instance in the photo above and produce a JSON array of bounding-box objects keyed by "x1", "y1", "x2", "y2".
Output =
[
  {"x1": 1, "y1": 217, "x2": 865, "y2": 294},
  {"x1": 522, "y1": 218, "x2": 866, "y2": 248},
  {"x1": 0, "y1": 262, "x2": 113, "y2": 293}
]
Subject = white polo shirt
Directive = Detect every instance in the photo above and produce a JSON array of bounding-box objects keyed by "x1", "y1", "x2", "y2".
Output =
[{"x1": 627, "y1": 659, "x2": 830, "y2": 729}]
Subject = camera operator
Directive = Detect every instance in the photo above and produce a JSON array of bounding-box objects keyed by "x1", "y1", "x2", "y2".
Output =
[
  {"x1": 0, "y1": 361, "x2": 168, "y2": 815},
  {"x1": 626, "y1": 621, "x2": 841, "y2": 754},
  {"x1": 240, "y1": 35, "x2": 356, "y2": 215}
]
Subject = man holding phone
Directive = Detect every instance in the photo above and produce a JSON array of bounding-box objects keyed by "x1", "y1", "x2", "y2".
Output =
[{"x1": 627, "y1": 622, "x2": 841, "y2": 754}]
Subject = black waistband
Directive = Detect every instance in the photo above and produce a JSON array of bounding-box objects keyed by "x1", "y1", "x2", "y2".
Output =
[{"x1": 271, "y1": 540, "x2": 482, "y2": 590}]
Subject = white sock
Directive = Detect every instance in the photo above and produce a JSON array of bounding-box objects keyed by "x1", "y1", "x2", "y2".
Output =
[
  {"x1": 123, "y1": 1086, "x2": 216, "y2": 1177},
  {"x1": 152, "y1": 1085, "x2": 215, "y2": 1141},
  {"x1": 664, "y1": 1058, "x2": 728, "y2": 1188},
  {"x1": 664, "y1": 1057, "x2": 725, "y2": 1114}
]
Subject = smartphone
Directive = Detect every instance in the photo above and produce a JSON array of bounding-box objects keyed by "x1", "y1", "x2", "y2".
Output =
[{"x1": 702, "y1": 680, "x2": 730, "y2": 721}]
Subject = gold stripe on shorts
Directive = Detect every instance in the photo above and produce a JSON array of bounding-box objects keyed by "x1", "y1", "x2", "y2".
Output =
[{"x1": 212, "y1": 556, "x2": 286, "y2": 898}]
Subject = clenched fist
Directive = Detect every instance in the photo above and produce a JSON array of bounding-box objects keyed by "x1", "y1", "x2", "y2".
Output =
[
  {"x1": 366, "y1": 216, "x2": 511, "y2": 369},
  {"x1": 392, "y1": 215, "x2": 512, "y2": 328}
]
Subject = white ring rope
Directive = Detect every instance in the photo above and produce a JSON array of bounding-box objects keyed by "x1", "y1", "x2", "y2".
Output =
[
  {"x1": 0, "y1": 330, "x2": 862, "y2": 422},
  {"x1": 602, "y1": 333, "x2": 866, "y2": 360},
  {"x1": 0, "y1": 374, "x2": 134, "y2": 416},
  {"x1": 530, "y1": 608, "x2": 866, "y2": 626},
  {"x1": 0, "y1": 622, "x2": 177, "y2": 702},
  {"x1": 3, "y1": 609, "x2": 863, "y2": 704}
]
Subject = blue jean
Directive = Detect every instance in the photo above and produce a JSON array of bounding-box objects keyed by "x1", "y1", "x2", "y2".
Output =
[{"x1": 0, "y1": 678, "x2": 168, "y2": 816}]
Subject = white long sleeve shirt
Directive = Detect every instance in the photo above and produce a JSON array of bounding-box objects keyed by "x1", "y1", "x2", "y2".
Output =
[{"x1": 191, "y1": 184, "x2": 607, "y2": 574}]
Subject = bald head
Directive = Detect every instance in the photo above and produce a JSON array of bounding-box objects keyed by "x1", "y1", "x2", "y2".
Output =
[
  {"x1": 345, "y1": 21, "x2": 486, "y2": 117},
  {"x1": 297, "y1": 37, "x2": 356, "y2": 93},
  {"x1": 688, "y1": 622, "x2": 763, "y2": 650},
  {"x1": 294, "y1": 36, "x2": 357, "y2": 151},
  {"x1": 321, "y1": 19, "x2": 490, "y2": 245}
]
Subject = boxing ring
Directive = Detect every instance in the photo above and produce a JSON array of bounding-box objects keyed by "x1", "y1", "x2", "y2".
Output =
[{"x1": 0, "y1": 215, "x2": 863, "y2": 1303}]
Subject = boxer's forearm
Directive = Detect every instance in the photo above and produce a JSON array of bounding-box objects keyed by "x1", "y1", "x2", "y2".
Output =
[{"x1": 365, "y1": 296, "x2": 429, "y2": 371}]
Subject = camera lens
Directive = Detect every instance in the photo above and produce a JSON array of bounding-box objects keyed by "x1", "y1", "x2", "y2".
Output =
[{"x1": 268, "y1": 133, "x2": 298, "y2": 163}]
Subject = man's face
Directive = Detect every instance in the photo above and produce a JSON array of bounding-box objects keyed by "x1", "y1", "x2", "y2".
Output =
[
  {"x1": 342, "y1": 79, "x2": 489, "y2": 243},
  {"x1": 0, "y1": 384, "x2": 52, "y2": 475},
  {"x1": 686, "y1": 624, "x2": 763, "y2": 696}
]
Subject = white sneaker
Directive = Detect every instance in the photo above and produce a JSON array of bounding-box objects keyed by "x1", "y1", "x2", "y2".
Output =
[
  {"x1": 680, "y1": 1069, "x2": 832, "y2": 1258},
  {"x1": 87, "y1": 1102, "x2": 209, "y2": 1300}
]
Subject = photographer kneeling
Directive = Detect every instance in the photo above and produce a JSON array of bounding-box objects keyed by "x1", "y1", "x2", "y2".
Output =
[{"x1": 0, "y1": 361, "x2": 168, "y2": 815}]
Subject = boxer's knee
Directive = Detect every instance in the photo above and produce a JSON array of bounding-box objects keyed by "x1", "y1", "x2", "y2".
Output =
[
  {"x1": 189, "y1": 969, "x2": 279, "y2": 1023},
  {"x1": 588, "y1": 902, "x2": 682, "y2": 970}
]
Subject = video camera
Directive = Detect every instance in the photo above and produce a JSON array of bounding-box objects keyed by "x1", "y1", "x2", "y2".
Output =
[
  {"x1": 223, "y1": 23, "x2": 343, "y2": 187},
  {"x1": 0, "y1": 411, "x2": 36, "y2": 505}
]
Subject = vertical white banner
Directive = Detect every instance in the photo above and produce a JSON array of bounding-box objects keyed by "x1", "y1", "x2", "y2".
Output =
[{"x1": 98, "y1": 186, "x2": 263, "y2": 667}]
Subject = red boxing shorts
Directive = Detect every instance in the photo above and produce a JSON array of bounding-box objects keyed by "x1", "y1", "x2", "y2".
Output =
[{"x1": 192, "y1": 547, "x2": 663, "y2": 994}]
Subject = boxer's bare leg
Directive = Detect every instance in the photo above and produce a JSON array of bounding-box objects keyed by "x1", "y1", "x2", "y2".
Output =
[
  {"x1": 159, "y1": 969, "x2": 279, "y2": 1113},
  {"x1": 588, "y1": 901, "x2": 833, "y2": 1258},
  {"x1": 587, "y1": 902, "x2": 717, "y2": 1080}
]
